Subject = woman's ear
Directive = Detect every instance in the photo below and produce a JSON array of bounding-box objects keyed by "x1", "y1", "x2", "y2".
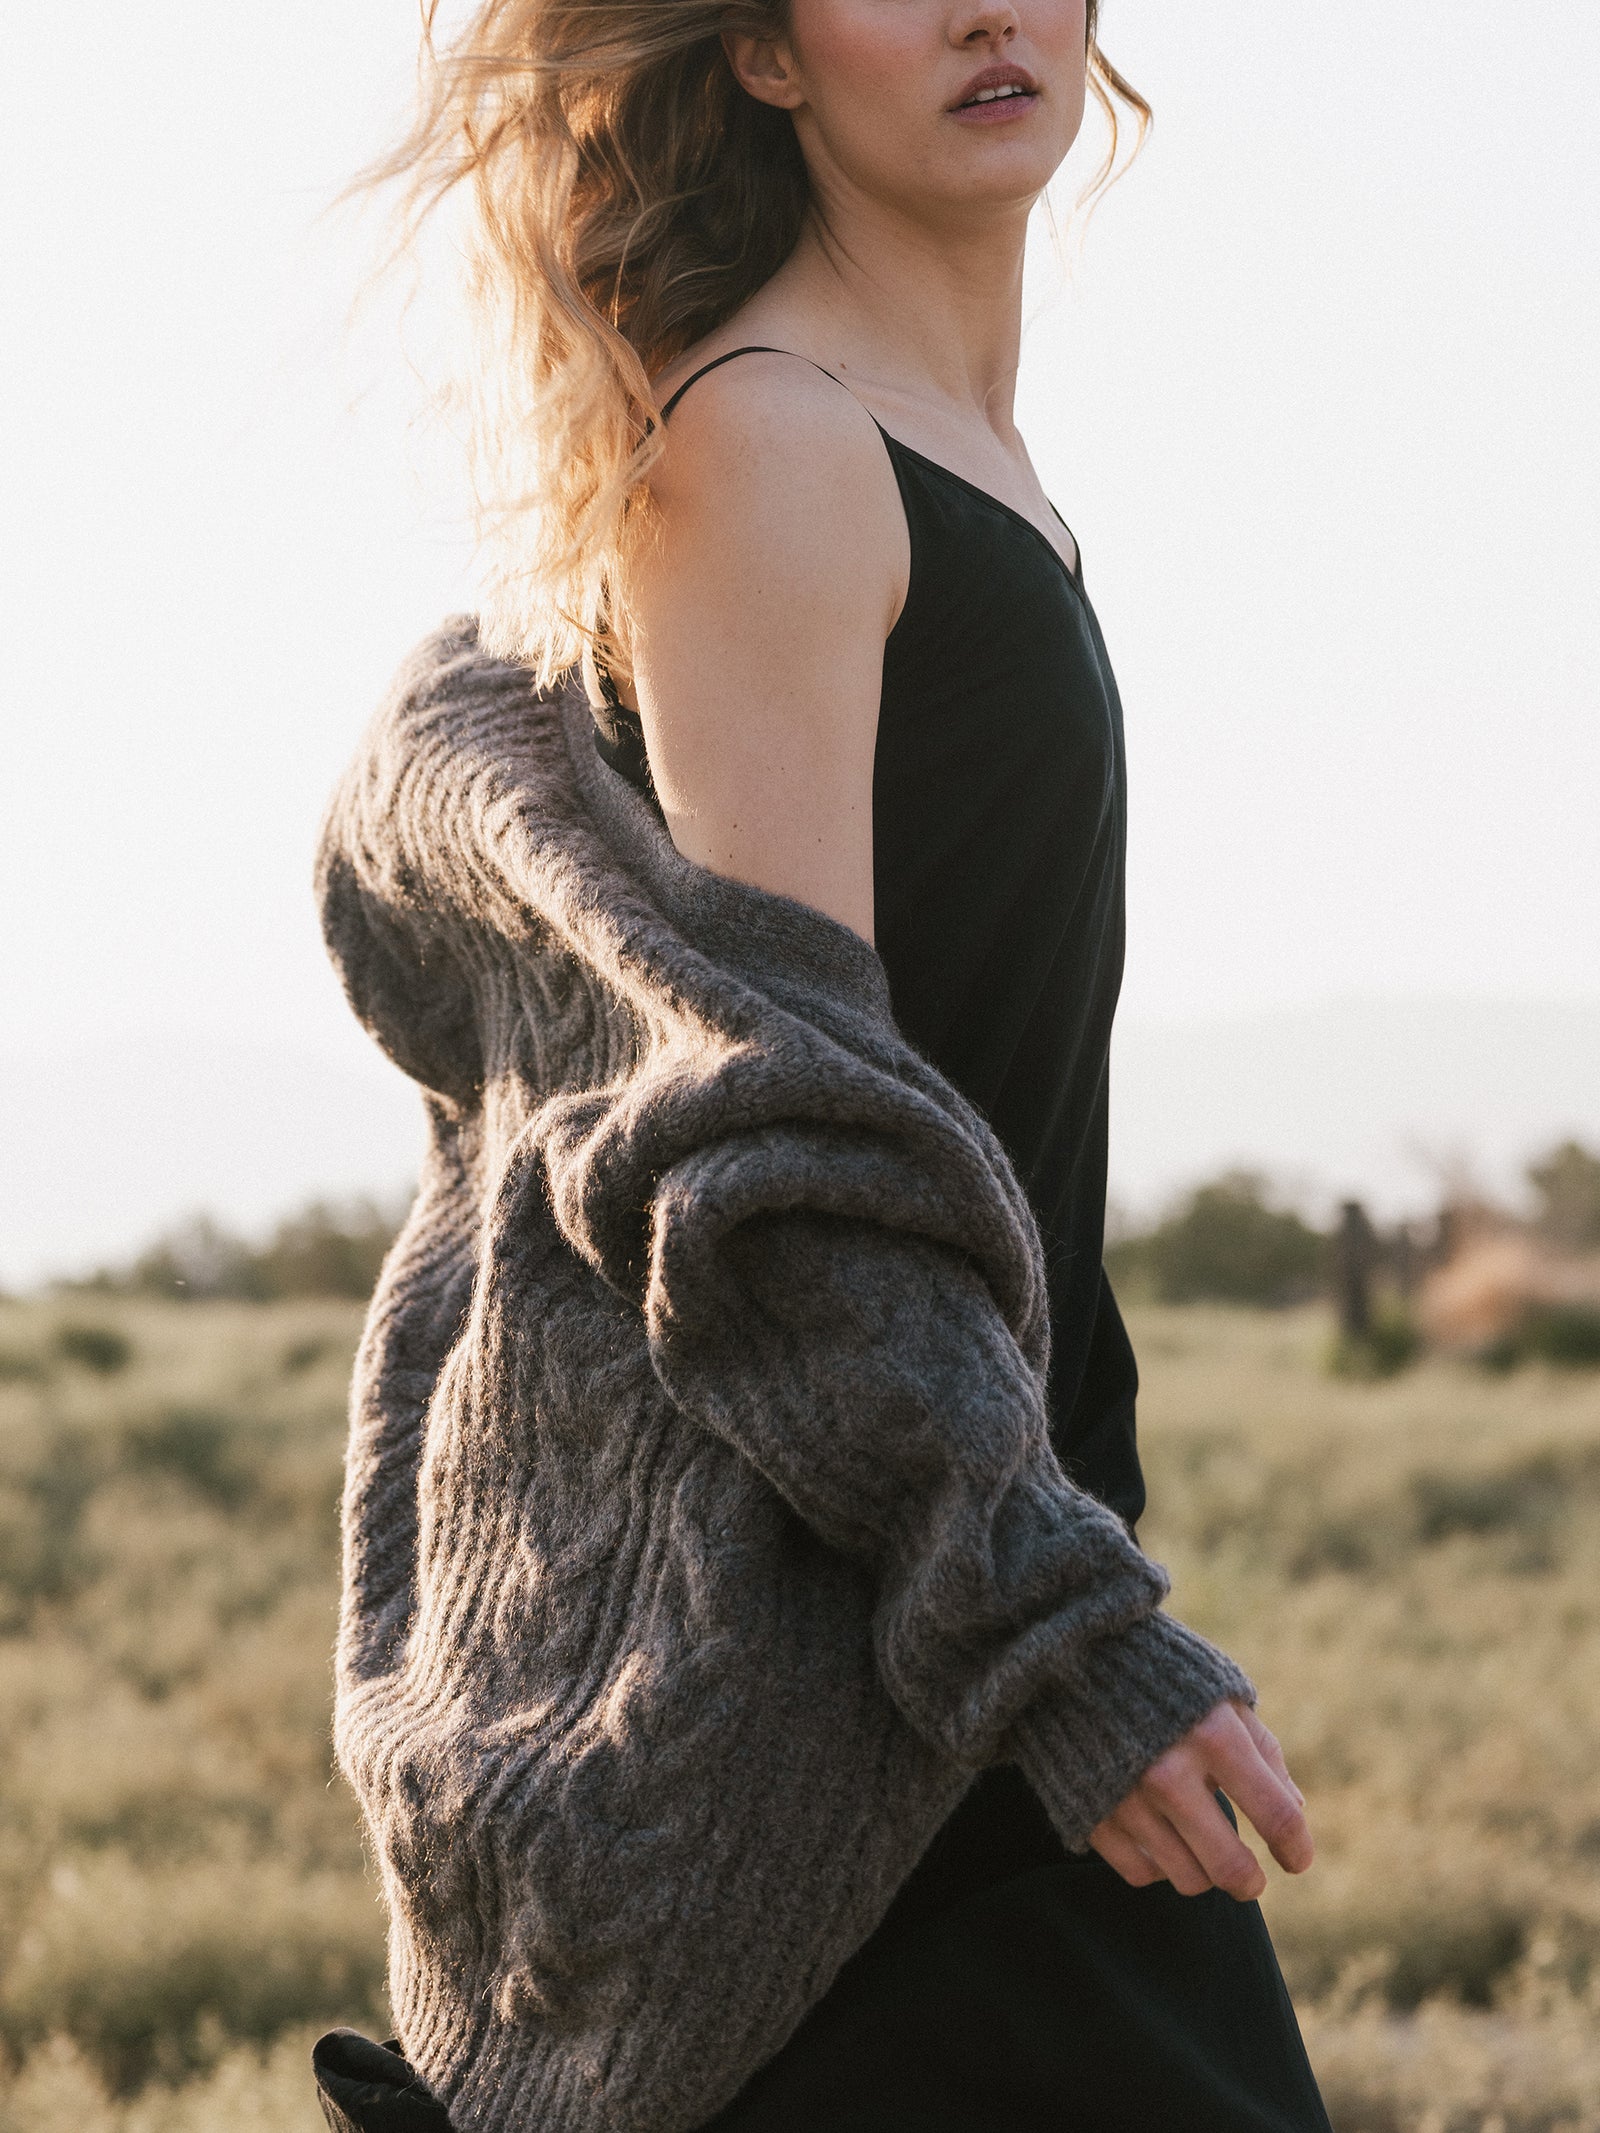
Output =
[{"x1": 720, "y1": 26, "x2": 805, "y2": 110}]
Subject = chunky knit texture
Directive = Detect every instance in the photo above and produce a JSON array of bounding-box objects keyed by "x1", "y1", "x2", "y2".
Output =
[{"x1": 317, "y1": 618, "x2": 1258, "y2": 2133}]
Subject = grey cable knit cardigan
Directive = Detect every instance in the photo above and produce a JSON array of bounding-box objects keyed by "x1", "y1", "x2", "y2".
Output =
[{"x1": 316, "y1": 617, "x2": 1256, "y2": 2133}]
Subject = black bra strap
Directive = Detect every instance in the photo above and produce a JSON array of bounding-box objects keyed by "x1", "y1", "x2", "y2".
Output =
[
  {"x1": 592, "y1": 346, "x2": 852, "y2": 726},
  {"x1": 656, "y1": 343, "x2": 846, "y2": 423}
]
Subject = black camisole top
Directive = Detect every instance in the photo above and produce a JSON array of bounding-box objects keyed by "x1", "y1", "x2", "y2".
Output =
[{"x1": 592, "y1": 343, "x2": 1144, "y2": 1530}]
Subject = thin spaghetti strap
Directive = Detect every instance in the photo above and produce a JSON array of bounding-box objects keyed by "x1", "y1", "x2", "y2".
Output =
[
  {"x1": 655, "y1": 344, "x2": 849, "y2": 424},
  {"x1": 595, "y1": 345, "x2": 862, "y2": 728}
]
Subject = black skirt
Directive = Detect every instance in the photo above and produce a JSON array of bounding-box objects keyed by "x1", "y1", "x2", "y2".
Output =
[{"x1": 314, "y1": 1772, "x2": 1330, "y2": 2133}]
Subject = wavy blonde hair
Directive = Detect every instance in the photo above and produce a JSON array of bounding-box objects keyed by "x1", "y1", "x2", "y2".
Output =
[{"x1": 369, "y1": 0, "x2": 1150, "y2": 690}]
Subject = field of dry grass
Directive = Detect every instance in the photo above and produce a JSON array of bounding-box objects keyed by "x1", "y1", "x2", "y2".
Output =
[
  {"x1": 1135, "y1": 1305, "x2": 1600, "y2": 2132},
  {"x1": 0, "y1": 1294, "x2": 1596, "y2": 2131}
]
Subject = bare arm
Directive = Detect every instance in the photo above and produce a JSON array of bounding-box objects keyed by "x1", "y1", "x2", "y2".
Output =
[{"x1": 623, "y1": 354, "x2": 908, "y2": 945}]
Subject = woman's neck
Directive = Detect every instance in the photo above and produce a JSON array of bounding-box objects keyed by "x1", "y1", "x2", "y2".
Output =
[{"x1": 744, "y1": 196, "x2": 1033, "y2": 449}]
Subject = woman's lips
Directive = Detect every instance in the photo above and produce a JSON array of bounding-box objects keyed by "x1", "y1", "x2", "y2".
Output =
[{"x1": 949, "y1": 90, "x2": 1040, "y2": 125}]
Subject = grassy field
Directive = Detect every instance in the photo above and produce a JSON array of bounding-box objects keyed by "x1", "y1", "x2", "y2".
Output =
[{"x1": 0, "y1": 1295, "x2": 1596, "y2": 2131}]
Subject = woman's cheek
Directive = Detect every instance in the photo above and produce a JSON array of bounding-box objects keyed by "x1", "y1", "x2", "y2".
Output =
[{"x1": 797, "y1": 0, "x2": 934, "y2": 126}]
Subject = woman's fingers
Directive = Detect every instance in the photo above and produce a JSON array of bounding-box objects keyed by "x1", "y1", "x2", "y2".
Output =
[
  {"x1": 1234, "y1": 1701, "x2": 1305, "y2": 1806},
  {"x1": 1198, "y1": 1705, "x2": 1315, "y2": 1875},
  {"x1": 1134, "y1": 1760, "x2": 1267, "y2": 1901},
  {"x1": 1088, "y1": 1699, "x2": 1317, "y2": 1901},
  {"x1": 1088, "y1": 1819, "x2": 1167, "y2": 1888},
  {"x1": 1112, "y1": 1794, "x2": 1218, "y2": 1898}
]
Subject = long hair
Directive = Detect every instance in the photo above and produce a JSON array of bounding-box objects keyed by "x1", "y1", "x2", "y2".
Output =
[{"x1": 367, "y1": 0, "x2": 1150, "y2": 690}]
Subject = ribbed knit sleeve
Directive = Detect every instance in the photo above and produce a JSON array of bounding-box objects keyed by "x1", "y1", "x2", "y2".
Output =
[{"x1": 621, "y1": 1085, "x2": 1254, "y2": 1852}]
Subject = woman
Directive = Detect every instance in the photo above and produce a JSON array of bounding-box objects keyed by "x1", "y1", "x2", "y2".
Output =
[{"x1": 312, "y1": 0, "x2": 1332, "y2": 2128}]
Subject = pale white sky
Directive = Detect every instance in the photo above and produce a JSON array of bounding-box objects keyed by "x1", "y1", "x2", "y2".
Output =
[{"x1": 2, "y1": 4, "x2": 1597, "y2": 1279}]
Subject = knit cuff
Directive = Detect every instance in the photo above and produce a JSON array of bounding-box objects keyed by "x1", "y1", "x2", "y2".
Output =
[{"x1": 1006, "y1": 1610, "x2": 1257, "y2": 1854}]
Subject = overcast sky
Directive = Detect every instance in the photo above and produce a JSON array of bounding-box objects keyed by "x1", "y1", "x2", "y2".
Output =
[{"x1": 3, "y1": 4, "x2": 1597, "y2": 1277}]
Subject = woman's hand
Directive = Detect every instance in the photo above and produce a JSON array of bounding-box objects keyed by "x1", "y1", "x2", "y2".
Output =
[{"x1": 1089, "y1": 1698, "x2": 1314, "y2": 1901}]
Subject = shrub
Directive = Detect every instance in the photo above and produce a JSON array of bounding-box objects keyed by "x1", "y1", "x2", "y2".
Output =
[
  {"x1": 54, "y1": 1325, "x2": 133, "y2": 1376},
  {"x1": 1409, "y1": 1454, "x2": 1568, "y2": 1547},
  {"x1": 120, "y1": 1410, "x2": 259, "y2": 1512},
  {"x1": 1528, "y1": 1139, "x2": 1600, "y2": 1253},
  {"x1": 1274, "y1": 1888, "x2": 1531, "y2": 2013},
  {"x1": 248, "y1": 1202, "x2": 401, "y2": 1303},
  {"x1": 0, "y1": 2025, "x2": 337, "y2": 2133},
  {"x1": 0, "y1": 1425, "x2": 105, "y2": 1625},
  {"x1": 1528, "y1": 1304, "x2": 1600, "y2": 1367},
  {"x1": 1328, "y1": 1303, "x2": 1420, "y2": 1382},
  {"x1": 1138, "y1": 1171, "x2": 1326, "y2": 1307},
  {"x1": 1485, "y1": 1303, "x2": 1600, "y2": 1373},
  {"x1": 75, "y1": 1199, "x2": 407, "y2": 1306},
  {"x1": 0, "y1": 1853, "x2": 387, "y2": 2093},
  {"x1": 280, "y1": 1338, "x2": 332, "y2": 1375}
]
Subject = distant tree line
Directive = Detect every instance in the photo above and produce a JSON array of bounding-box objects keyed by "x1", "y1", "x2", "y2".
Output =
[
  {"x1": 71, "y1": 1196, "x2": 409, "y2": 1303},
  {"x1": 61, "y1": 1140, "x2": 1600, "y2": 1318},
  {"x1": 1107, "y1": 1139, "x2": 1600, "y2": 1313},
  {"x1": 1106, "y1": 1171, "x2": 1328, "y2": 1308}
]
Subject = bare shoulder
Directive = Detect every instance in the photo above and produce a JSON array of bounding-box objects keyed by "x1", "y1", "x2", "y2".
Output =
[
  {"x1": 622, "y1": 346, "x2": 904, "y2": 945},
  {"x1": 648, "y1": 341, "x2": 886, "y2": 480},
  {"x1": 640, "y1": 345, "x2": 905, "y2": 624}
]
